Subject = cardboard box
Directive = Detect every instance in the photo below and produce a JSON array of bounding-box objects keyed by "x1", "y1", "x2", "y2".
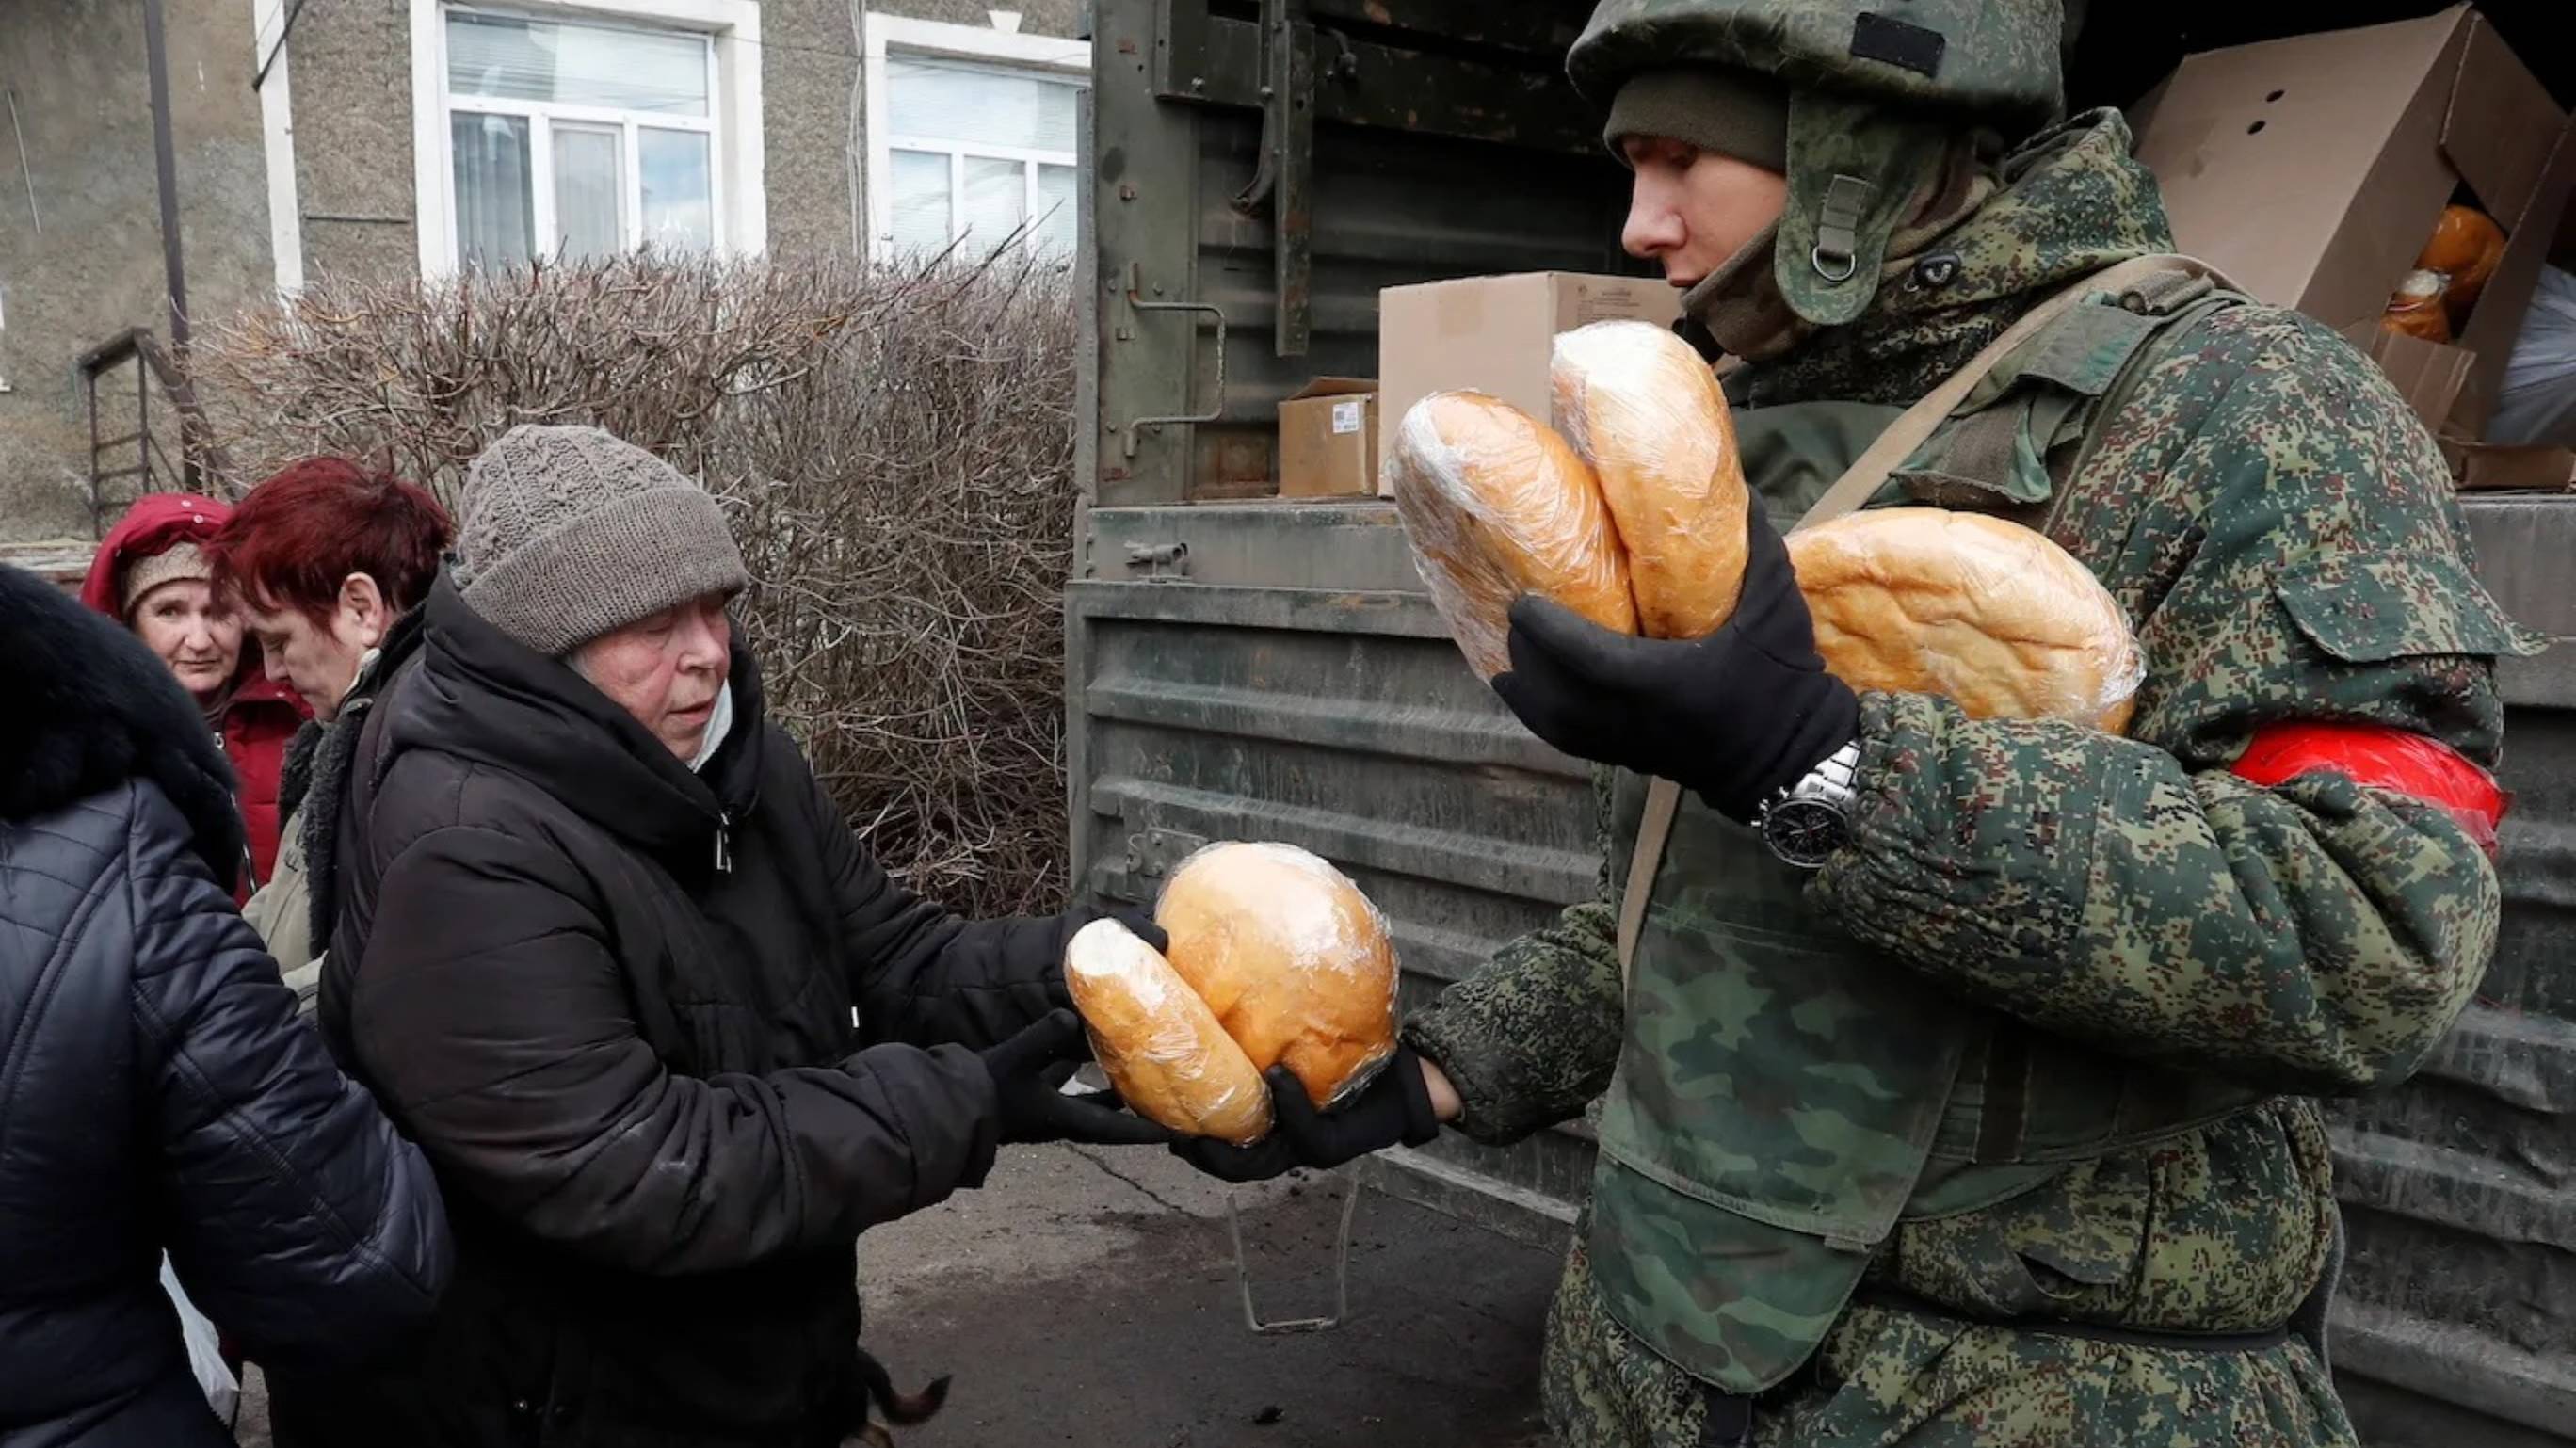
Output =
[
  {"x1": 1278, "y1": 379, "x2": 1380, "y2": 499},
  {"x1": 1377, "y1": 273, "x2": 1682, "y2": 495},
  {"x1": 2445, "y1": 440, "x2": 2576, "y2": 492},
  {"x1": 2131, "y1": 6, "x2": 2576, "y2": 438}
]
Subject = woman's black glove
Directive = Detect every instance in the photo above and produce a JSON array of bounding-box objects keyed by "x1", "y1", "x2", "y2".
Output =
[
  {"x1": 1491, "y1": 505, "x2": 1859, "y2": 825},
  {"x1": 1173, "y1": 1049, "x2": 1441, "y2": 1183},
  {"x1": 978, "y1": 1010, "x2": 1176, "y2": 1147}
]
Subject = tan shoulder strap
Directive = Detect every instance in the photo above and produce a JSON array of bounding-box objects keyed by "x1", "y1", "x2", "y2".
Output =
[{"x1": 1612, "y1": 254, "x2": 2236, "y2": 976}]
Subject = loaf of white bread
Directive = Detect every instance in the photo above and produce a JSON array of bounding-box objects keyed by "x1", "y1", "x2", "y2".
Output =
[
  {"x1": 1389, "y1": 319, "x2": 2142, "y2": 732},
  {"x1": 1063, "y1": 918, "x2": 1272, "y2": 1145},
  {"x1": 1387, "y1": 393, "x2": 1638, "y2": 680},
  {"x1": 1551, "y1": 319, "x2": 1750, "y2": 640},
  {"x1": 1788, "y1": 507, "x2": 2141, "y2": 732},
  {"x1": 1063, "y1": 843, "x2": 1400, "y2": 1142}
]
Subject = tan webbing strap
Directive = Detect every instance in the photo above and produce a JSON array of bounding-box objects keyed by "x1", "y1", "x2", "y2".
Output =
[{"x1": 1612, "y1": 254, "x2": 2238, "y2": 978}]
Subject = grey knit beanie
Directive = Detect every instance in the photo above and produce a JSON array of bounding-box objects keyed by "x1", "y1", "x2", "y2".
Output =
[
  {"x1": 456, "y1": 425, "x2": 749, "y2": 655},
  {"x1": 1604, "y1": 67, "x2": 1791, "y2": 174}
]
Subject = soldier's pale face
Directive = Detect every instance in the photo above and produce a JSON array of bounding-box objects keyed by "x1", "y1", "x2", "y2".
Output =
[{"x1": 1619, "y1": 137, "x2": 1789, "y2": 289}]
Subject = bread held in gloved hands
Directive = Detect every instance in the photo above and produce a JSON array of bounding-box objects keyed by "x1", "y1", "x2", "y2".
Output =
[
  {"x1": 1785, "y1": 507, "x2": 2143, "y2": 733},
  {"x1": 1389, "y1": 391, "x2": 1638, "y2": 679},
  {"x1": 1063, "y1": 918, "x2": 1274, "y2": 1146},
  {"x1": 1174, "y1": 1051, "x2": 1441, "y2": 1184},
  {"x1": 1393, "y1": 318, "x2": 2146, "y2": 742},
  {"x1": 1154, "y1": 843, "x2": 1399, "y2": 1110},
  {"x1": 976, "y1": 1010, "x2": 1178, "y2": 1147},
  {"x1": 1063, "y1": 844, "x2": 1402, "y2": 1142},
  {"x1": 1551, "y1": 319, "x2": 1750, "y2": 640},
  {"x1": 1496, "y1": 506, "x2": 1860, "y2": 825}
]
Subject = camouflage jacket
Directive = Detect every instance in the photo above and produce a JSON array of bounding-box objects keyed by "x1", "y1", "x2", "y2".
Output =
[{"x1": 1407, "y1": 110, "x2": 2535, "y2": 1384}]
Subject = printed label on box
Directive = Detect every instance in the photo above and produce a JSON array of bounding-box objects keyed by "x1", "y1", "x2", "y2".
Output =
[{"x1": 1332, "y1": 400, "x2": 1364, "y2": 434}]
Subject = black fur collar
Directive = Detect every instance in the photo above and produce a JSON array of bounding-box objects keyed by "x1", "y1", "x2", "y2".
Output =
[{"x1": 1, "y1": 563, "x2": 246, "y2": 891}]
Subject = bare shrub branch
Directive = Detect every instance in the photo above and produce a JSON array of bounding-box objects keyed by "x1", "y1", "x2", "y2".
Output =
[{"x1": 197, "y1": 250, "x2": 1082, "y2": 915}]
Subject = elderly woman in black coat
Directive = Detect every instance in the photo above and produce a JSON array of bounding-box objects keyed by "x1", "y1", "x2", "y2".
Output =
[{"x1": 298, "y1": 426, "x2": 1170, "y2": 1448}]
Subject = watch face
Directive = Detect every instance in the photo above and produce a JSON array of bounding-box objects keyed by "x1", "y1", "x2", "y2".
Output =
[{"x1": 1763, "y1": 799, "x2": 1847, "y2": 870}]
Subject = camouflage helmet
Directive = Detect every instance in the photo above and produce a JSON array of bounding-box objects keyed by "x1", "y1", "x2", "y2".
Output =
[
  {"x1": 1568, "y1": 0, "x2": 2068, "y2": 127},
  {"x1": 1572, "y1": 0, "x2": 2072, "y2": 328}
]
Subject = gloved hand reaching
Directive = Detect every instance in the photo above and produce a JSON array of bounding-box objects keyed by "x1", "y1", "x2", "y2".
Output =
[
  {"x1": 1492, "y1": 505, "x2": 1859, "y2": 825},
  {"x1": 1174, "y1": 1047, "x2": 1441, "y2": 1183},
  {"x1": 978, "y1": 1009, "x2": 1176, "y2": 1147}
]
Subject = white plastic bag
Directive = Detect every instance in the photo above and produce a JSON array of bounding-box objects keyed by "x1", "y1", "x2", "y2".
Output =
[
  {"x1": 2489, "y1": 265, "x2": 2576, "y2": 448},
  {"x1": 159, "y1": 1255, "x2": 239, "y2": 1427}
]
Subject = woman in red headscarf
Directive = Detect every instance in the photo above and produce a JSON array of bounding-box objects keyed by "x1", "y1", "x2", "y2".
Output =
[{"x1": 81, "y1": 494, "x2": 308, "y2": 898}]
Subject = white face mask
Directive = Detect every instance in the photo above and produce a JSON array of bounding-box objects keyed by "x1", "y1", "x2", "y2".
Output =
[{"x1": 685, "y1": 684, "x2": 735, "y2": 774}]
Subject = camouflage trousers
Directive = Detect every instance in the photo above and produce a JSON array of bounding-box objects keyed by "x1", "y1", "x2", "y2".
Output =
[{"x1": 1539, "y1": 1230, "x2": 2358, "y2": 1448}]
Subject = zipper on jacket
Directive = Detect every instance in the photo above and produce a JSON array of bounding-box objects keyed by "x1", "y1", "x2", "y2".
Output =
[{"x1": 714, "y1": 812, "x2": 733, "y2": 874}]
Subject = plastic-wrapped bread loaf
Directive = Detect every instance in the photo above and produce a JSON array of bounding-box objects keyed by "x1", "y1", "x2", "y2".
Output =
[
  {"x1": 1551, "y1": 320, "x2": 1751, "y2": 639},
  {"x1": 2418, "y1": 203, "x2": 2506, "y2": 327},
  {"x1": 1786, "y1": 507, "x2": 2145, "y2": 732},
  {"x1": 1063, "y1": 918, "x2": 1273, "y2": 1145},
  {"x1": 1154, "y1": 843, "x2": 1400, "y2": 1110},
  {"x1": 1389, "y1": 392, "x2": 1638, "y2": 678}
]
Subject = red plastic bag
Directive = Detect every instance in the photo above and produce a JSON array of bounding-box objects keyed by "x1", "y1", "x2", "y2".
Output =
[{"x1": 2233, "y1": 722, "x2": 2506, "y2": 852}]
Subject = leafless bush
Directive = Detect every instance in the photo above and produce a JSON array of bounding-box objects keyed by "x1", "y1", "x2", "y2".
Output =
[{"x1": 197, "y1": 250, "x2": 1083, "y2": 914}]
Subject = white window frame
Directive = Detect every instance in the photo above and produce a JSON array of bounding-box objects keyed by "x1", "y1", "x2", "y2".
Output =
[
  {"x1": 411, "y1": 0, "x2": 765, "y2": 279},
  {"x1": 862, "y1": 14, "x2": 1087, "y2": 263}
]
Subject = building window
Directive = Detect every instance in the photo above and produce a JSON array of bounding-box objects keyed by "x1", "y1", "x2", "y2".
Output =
[
  {"x1": 412, "y1": 0, "x2": 765, "y2": 277},
  {"x1": 443, "y1": 8, "x2": 716, "y2": 266},
  {"x1": 865, "y1": 18, "x2": 1087, "y2": 265}
]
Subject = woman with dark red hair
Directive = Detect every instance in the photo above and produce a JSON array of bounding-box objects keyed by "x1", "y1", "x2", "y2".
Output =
[
  {"x1": 80, "y1": 493, "x2": 307, "y2": 899},
  {"x1": 204, "y1": 459, "x2": 452, "y2": 994}
]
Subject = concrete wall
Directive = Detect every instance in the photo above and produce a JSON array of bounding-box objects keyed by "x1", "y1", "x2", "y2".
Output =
[
  {"x1": 759, "y1": 0, "x2": 860, "y2": 259},
  {"x1": 288, "y1": 0, "x2": 417, "y2": 283},
  {"x1": 0, "y1": 0, "x2": 276, "y2": 544}
]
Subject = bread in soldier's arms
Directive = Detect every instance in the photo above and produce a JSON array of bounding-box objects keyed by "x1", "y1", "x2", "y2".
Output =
[
  {"x1": 1391, "y1": 391, "x2": 1638, "y2": 678},
  {"x1": 1785, "y1": 507, "x2": 2143, "y2": 733},
  {"x1": 1155, "y1": 843, "x2": 1401, "y2": 1111},
  {"x1": 1552, "y1": 319, "x2": 1750, "y2": 640},
  {"x1": 1063, "y1": 918, "x2": 1272, "y2": 1145}
]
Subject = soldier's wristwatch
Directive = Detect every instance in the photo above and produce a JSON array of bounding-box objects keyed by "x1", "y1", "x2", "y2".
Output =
[{"x1": 1755, "y1": 740, "x2": 1862, "y2": 869}]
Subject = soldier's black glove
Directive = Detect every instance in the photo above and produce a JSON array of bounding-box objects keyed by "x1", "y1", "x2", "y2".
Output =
[
  {"x1": 1492, "y1": 506, "x2": 1859, "y2": 826},
  {"x1": 978, "y1": 1009, "x2": 1177, "y2": 1147},
  {"x1": 1173, "y1": 1050, "x2": 1441, "y2": 1183}
]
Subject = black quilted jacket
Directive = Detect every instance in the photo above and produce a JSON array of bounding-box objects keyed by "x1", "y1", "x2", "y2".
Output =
[{"x1": 0, "y1": 564, "x2": 451, "y2": 1447}]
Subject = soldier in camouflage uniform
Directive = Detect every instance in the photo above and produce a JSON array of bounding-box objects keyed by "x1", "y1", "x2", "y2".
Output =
[{"x1": 1179, "y1": 3, "x2": 2544, "y2": 1444}]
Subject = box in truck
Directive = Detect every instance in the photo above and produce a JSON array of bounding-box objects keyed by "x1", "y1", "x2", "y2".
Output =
[
  {"x1": 1376, "y1": 273, "x2": 1681, "y2": 494},
  {"x1": 2130, "y1": 5, "x2": 2576, "y2": 437}
]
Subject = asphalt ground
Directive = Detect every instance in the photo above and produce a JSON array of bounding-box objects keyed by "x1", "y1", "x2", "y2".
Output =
[{"x1": 237, "y1": 1142, "x2": 1566, "y2": 1448}]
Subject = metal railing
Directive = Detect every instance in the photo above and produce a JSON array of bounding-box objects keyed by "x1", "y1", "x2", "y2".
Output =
[{"x1": 76, "y1": 328, "x2": 227, "y2": 534}]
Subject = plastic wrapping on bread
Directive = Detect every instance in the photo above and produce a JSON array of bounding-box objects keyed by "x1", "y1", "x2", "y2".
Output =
[
  {"x1": 1384, "y1": 324, "x2": 2143, "y2": 734},
  {"x1": 1389, "y1": 391, "x2": 1638, "y2": 679},
  {"x1": 1551, "y1": 319, "x2": 1751, "y2": 639},
  {"x1": 1063, "y1": 917, "x2": 1273, "y2": 1146},
  {"x1": 1155, "y1": 843, "x2": 1401, "y2": 1110},
  {"x1": 2417, "y1": 204, "x2": 2506, "y2": 327},
  {"x1": 1785, "y1": 507, "x2": 2145, "y2": 732},
  {"x1": 2384, "y1": 268, "x2": 2455, "y2": 343}
]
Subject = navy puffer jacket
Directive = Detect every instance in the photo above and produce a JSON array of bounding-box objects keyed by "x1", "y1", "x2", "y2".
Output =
[{"x1": 0, "y1": 563, "x2": 451, "y2": 1447}]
